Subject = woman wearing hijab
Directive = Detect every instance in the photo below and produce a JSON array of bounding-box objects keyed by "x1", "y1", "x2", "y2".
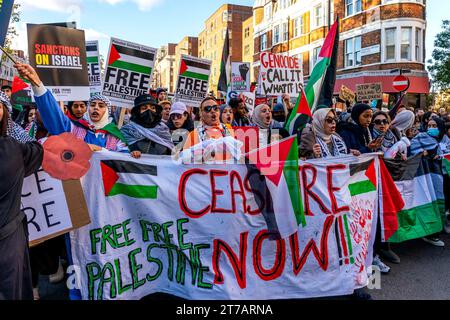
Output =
[
  {"x1": 371, "y1": 111, "x2": 401, "y2": 151},
  {"x1": 251, "y1": 104, "x2": 288, "y2": 147},
  {"x1": 15, "y1": 63, "x2": 128, "y2": 152},
  {"x1": 0, "y1": 93, "x2": 44, "y2": 300},
  {"x1": 121, "y1": 94, "x2": 174, "y2": 158},
  {"x1": 337, "y1": 103, "x2": 382, "y2": 154},
  {"x1": 220, "y1": 105, "x2": 234, "y2": 126},
  {"x1": 300, "y1": 108, "x2": 355, "y2": 159}
]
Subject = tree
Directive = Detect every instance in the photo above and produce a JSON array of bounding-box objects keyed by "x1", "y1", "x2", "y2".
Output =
[{"x1": 428, "y1": 20, "x2": 450, "y2": 90}]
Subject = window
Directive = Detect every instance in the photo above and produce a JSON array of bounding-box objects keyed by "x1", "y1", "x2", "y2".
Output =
[
  {"x1": 312, "y1": 47, "x2": 320, "y2": 67},
  {"x1": 244, "y1": 27, "x2": 250, "y2": 38},
  {"x1": 345, "y1": 36, "x2": 361, "y2": 67},
  {"x1": 282, "y1": 22, "x2": 289, "y2": 42},
  {"x1": 264, "y1": 3, "x2": 272, "y2": 20},
  {"x1": 401, "y1": 27, "x2": 412, "y2": 60},
  {"x1": 294, "y1": 16, "x2": 303, "y2": 38},
  {"x1": 261, "y1": 33, "x2": 268, "y2": 51},
  {"x1": 244, "y1": 45, "x2": 250, "y2": 56},
  {"x1": 313, "y1": 5, "x2": 323, "y2": 28},
  {"x1": 273, "y1": 25, "x2": 280, "y2": 44},
  {"x1": 385, "y1": 28, "x2": 396, "y2": 61},
  {"x1": 345, "y1": 0, "x2": 362, "y2": 17},
  {"x1": 222, "y1": 11, "x2": 232, "y2": 22},
  {"x1": 415, "y1": 28, "x2": 421, "y2": 62}
]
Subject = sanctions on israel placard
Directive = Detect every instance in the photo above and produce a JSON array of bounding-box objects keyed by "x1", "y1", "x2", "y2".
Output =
[
  {"x1": 86, "y1": 40, "x2": 102, "y2": 96},
  {"x1": 69, "y1": 152, "x2": 381, "y2": 300},
  {"x1": 175, "y1": 55, "x2": 211, "y2": 107},
  {"x1": 27, "y1": 24, "x2": 90, "y2": 101},
  {"x1": 259, "y1": 52, "x2": 304, "y2": 96},
  {"x1": 103, "y1": 38, "x2": 157, "y2": 108}
]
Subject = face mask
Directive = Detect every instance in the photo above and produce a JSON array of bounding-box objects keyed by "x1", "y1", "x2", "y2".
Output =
[
  {"x1": 137, "y1": 109, "x2": 161, "y2": 128},
  {"x1": 427, "y1": 128, "x2": 440, "y2": 138}
]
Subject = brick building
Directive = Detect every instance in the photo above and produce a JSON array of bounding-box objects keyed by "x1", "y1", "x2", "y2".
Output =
[
  {"x1": 153, "y1": 43, "x2": 177, "y2": 93},
  {"x1": 173, "y1": 36, "x2": 199, "y2": 91},
  {"x1": 253, "y1": 0, "x2": 429, "y2": 108},
  {"x1": 198, "y1": 4, "x2": 253, "y2": 94}
]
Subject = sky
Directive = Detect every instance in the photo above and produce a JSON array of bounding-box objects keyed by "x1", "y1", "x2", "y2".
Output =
[{"x1": 10, "y1": 0, "x2": 449, "y2": 63}]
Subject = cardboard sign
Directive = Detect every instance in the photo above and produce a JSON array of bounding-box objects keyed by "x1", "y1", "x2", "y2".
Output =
[
  {"x1": 339, "y1": 85, "x2": 355, "y2": 103},
  {"x1": 231, "y1": 62, "x2": 250, "y2": 92},
  {"x1": 21, "y1": 169, "x2": 90, "y2": 247},
  {"x1": 103, "y1": 37, "x2": 157, "y2": 108},
  {"x1": 240, "y1": 91, "x2": 255, "y2": 116},
  {"x1": 259, "y1": 52, "x2": 303, "y2": 96},
  {"x1": 356, "y1": 83, "x2": 383, "y2": 102},
  {"x1": 175, "y1": 54, "x2": 211, "y2": 107},
  {"x1": 86, "y1": 40, "x2": 102, "y2": 96},
  {"x1": 27, "y1": 24, "x2": 90, "y2": 101}
]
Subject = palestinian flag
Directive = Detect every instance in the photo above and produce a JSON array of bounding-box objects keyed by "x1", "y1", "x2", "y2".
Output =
[
  {"x1": 11, "y1": 76, "x2": 32, "y2": 110},
  {"x1": 246, "y1": 136, "x2": 305, "y2": 240},
  {"x1": 108, "y1": 42, "x2": 155, "y2": 75},
  {"x1": 381, "y1": 155, "x2": 445, "y2": 243},
  {"x1": 217, "y1": 29, "x2": 231, "y2": 93},
  {"x1": 101, "y1": 160, "x2": 158, "y2": 199},
  {"x1": 443, "y1": 154, "x2": 450, "y2": 176},
  {"x1": 305, "y1": 19, "x2": 339, "y2": 113},
  {"x1": 284, "y1": 87, "x2": 312, "y2": 135},
  {"x1": 179, "y1": 58, "x2": 210, "y2": 81},
  {"x1": 86, "y1": 41, "x2": 99, "y2": 65},
  {"x1": 348, "y1": 159, "x2": 377, "y2": 197}
]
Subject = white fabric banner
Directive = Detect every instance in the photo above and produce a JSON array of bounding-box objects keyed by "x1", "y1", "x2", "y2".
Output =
[{"x1": 70, "y1": 152, "x2": 378, "y2": 300}]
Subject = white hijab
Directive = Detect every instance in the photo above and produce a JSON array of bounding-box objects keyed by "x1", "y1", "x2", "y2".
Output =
[{"x1": 312, "y1": 108, "x2": 336, "y2": 144}]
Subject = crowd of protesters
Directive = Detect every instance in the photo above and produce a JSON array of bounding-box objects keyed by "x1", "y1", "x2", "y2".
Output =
[{"x1": 0, "y1": 62, "x2": 449, "y2": 301}]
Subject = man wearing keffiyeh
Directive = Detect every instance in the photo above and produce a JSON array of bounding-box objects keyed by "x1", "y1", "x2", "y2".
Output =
[{"x1": 14, "y1": 63, "x2": 128, "y2": 153}]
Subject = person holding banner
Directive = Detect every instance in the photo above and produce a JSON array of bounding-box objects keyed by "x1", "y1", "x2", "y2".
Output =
[
  {"x1": 251, "y1": 104, "x2": 288, "y2": 147},
  {"x1": 337, "y1": 103, "x2": 382, "y2": 154},
  {"x1": 220, "y1": 105, "x2": 234, "y2": 126},
  {"x1": 14, "y1": 63, "x2": 128, "y2": 153},
  {"x1": 300, "y1": 108, "x2": 354, "y2": 159},
  {"x1": 121, "y1": 94, "x2": 174, "y2": 159},
  {"x1": 0, "y1": 95, "x2": 44, "y2": 300}
]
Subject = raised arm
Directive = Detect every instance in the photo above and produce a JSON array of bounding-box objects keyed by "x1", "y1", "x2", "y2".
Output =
[{"x1": 14, "y1": 63, "x2": 71, "y2": 135}]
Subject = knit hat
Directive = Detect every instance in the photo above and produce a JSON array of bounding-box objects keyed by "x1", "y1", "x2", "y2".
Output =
[
  {"x1": 273, "y1": 103, "x2": 285, "y2": 113},
  {"x1": 351, "y1": 103, "x2": 372, "y2": 125},
  {"x1": 0, "y1": 91, "x2": 12, "y2": 112}
]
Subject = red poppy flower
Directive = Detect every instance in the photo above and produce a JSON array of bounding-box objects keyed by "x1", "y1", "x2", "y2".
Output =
[{"x1": 42, "y1": 133, "x2": 93, "y2": 180}]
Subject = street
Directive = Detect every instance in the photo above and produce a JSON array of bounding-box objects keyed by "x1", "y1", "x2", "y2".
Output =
[{"x1": 38, "y1": 233, "x2": 450, "y2": 301}]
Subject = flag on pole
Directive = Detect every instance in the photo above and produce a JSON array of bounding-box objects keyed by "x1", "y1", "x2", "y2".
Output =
[
  {"x1": 284, "y1": 19, "x2": 339, "y2": 135},
  {"x1": 217, "y1": 29, "x2": 231, "y2": 93}
]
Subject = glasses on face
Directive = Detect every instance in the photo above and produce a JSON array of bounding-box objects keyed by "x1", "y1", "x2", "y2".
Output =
[
  {"x1": 374, "y1": 119, "x2": 389, "y2": 126},
  {"x1": 202, "y1": 105, "x2": 219, "y2": 113},
  {"x1": 325, "y1": 117, "x2": 338, "y2": 124},
  {"x1": 170, "y1": 114, "x2": 183, "y2": 120}
]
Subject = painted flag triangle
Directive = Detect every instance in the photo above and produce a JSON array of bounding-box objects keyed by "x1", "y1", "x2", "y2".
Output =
[
  {"x1": 180, "y1": 60, "x2": 188, "y2": 75},
  {"x1": 12, "y1": 76, "x2": 30, "y2": 94},
  {"x1": 108, "y1": 45, "x2": 121, "y2": 66}
]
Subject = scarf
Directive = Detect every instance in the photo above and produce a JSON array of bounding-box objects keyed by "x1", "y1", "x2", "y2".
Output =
[
  {"x1": 316, "y1": 135, "x2": 348, "y2": 158},
  {"x1": 391, "y1": 111, "x2": 415, "y2": 136},
  {"x1": 121, "y1": 121, "x2": 174, "y2": 150},
  {"x1": 7, "y1": 118, "x2": 36, "y2": 143},
  {"x1": 88, "y1": 94, "x2": 112, "y2": 130},
  {"x1": 0, "y1": 91, "x2": 12, "y2": 113},
  {"x1": 197, "y1": 123, "x2": 231, "y2": 142},
  {"x1": 373, "y1": 128, "x2": 398, "y2": 152},
  {"x1": 312, "y1": 108, "x2": 335, "y2": 144}
]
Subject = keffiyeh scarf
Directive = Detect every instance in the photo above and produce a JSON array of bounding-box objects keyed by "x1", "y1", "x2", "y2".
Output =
[{"x1": 121, "y1": 121, "x2": 174, "y2": 150}]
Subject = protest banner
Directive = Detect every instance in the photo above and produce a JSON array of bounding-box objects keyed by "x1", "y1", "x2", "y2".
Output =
[
  {"x1": 356, "y1": 83, "x2": 383, "y2": 102},
  {"x1": 240, "y1": 91, "x2": 255, "y2": 116},
  {"x1": 69, "y1": 151, "x2": 379, "y2": 300},
  {"x1": 27, "y1": 24, "x2": 90, "y2": 101},
  {"x1": 175, "y1": 54, "x2": 211, "y2": 107},
  {"x1": 339, "y1": 85, "x2": 355, "y2": 103},
  {"x1": 0, "y1": 0, "x2": 14, "y2": 47},
  {"x1": 21, "y1": 169, "x2": 90, "y2": 247},
  {"x1": 231, "y1": 62, "x2": 250, "y2": 92},
  {"x1": 86, "y1": 40, "x2": 102, "y2": 95},
  {"x1": 259, "y1": 52, "x2": 303, "y2": 96},
  {"x1": 103, "y1": 37, "x2": 157, "y2": 108}
]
